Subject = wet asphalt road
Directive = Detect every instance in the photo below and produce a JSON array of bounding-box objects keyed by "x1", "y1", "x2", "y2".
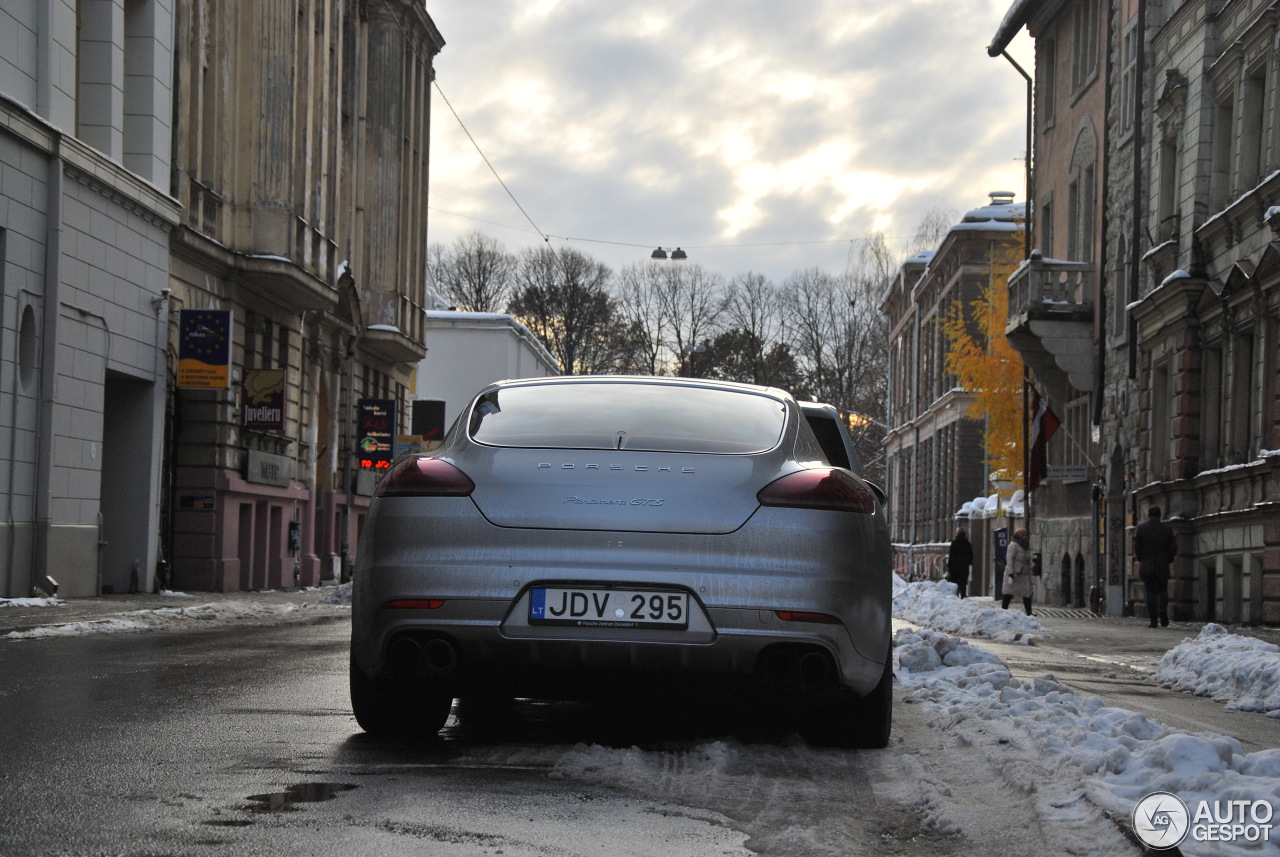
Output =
[{"x1": 0, "y1": 616, "x2": 767, "y2": 857}]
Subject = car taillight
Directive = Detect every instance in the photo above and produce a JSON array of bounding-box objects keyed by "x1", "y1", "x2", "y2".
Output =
[
  {"x1": 385, "y1": 599, "x2": 445, "y2": 609},
  {"x1": 775, "y1": 610, "x2": 843, "y2": 624},
  {"x1": 756, "y1": 468, "x2": 876, "y2": 514},
  {"x1": 376, "y1": 457, "x2": 475, "y2": 498}
]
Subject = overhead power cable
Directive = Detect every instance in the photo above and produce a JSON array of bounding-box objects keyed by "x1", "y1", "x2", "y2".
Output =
[{"x1": 432, "y1": 80, "x2": 549, "y2": 244}]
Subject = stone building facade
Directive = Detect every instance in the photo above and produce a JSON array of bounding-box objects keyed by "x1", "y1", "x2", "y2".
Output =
[
  {"x1": 993, "y1": 0, "x2": 1280, "y2": 624},
  {"x1": 1, "y1": 0, "x2": 444, "y2": 597},
  {"x1": 883, "y1": 196, "x2": 1025, "y2": 594},
  {"x1": 1, "y1": 0, "x2": 180, "y2": 597},
  {"x1": 1131, "y1": 0, "x2": 1280, "y2": 624},
  {"x1": 166, "y1": 0, "x2": 444, "y2": 591}
]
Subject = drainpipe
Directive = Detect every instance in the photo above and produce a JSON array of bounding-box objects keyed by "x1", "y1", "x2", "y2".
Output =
[
  {"x1": 339, "y1": 332, "x2": 359, "y2": 583},
  {"x1": 31, "y1": 152, "x2": 63, "y2": 597},
  {"x1": 998, "y1": 50, "x2": 1035, "y2": 260}
]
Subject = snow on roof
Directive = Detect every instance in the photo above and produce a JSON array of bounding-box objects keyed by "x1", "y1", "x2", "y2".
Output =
[
  {"x1": 961, "y1": 200, "x2": 1027, "y2": 224},
  {"x1": 424, "y1": 310, "x2": 561, "y2": 372}
]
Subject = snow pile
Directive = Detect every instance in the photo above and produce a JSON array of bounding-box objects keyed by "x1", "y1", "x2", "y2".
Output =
[
  {"x1": 892, "y1": 576, "x2": 1044, "y2": 642},
  {"x1": 1156, "y1": 624, "x2": 1280, "y2": 718},
  {"x1": 4, "y1": 598, "x2": 342, "y2": 640},
  {"x1": 8, "y1": 617, "x2": 151, "y2": 637},
  {"x1": 322, "y1": 582, "x2": 353, "y2": 605},
  {"x1": 0, "y1": 597, "x2": 63, "y2": 608},
  {"x1": 896, "y1": 627, "x2": 1280, "y2": 857}
]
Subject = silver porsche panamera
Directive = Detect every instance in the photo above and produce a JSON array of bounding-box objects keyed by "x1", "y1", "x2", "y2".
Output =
[{"x1": 349, "y1": 376, "x2": 893, "y2": 747}]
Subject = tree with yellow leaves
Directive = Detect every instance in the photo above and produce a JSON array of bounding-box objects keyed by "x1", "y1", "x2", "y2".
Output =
[{"x1": 939, "y1": 237, "x2": 1025, "y2": 489}]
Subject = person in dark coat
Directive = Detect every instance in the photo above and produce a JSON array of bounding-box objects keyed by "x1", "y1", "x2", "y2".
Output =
[
  {"x1": 1134, "y1": 505, "x2": 1177, "y2": 627},
  {"x1": 1002, "y1": 528, "x2": 1034, "y2": 615},
  {"x1": 947, "y1": 528, "x2": 974, "y2": 598}
]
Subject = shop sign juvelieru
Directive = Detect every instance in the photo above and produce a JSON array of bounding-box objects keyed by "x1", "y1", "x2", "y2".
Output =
[{"x1": 243, "y1": 368, "x2": 286, "y2": 431}]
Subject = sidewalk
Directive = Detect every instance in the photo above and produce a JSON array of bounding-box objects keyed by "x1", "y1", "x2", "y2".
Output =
[
  {"x1": 0, "y1": 585, "x2": 351, "y2": 639},
  {"x1": 963, "y1": 594, "x2": 1280, "y2": 648}
]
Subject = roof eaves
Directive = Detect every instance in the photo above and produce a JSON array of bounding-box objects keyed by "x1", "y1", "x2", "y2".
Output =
[{"x1": 987, "y1": 0, "x2": 1040, "y2": 57}]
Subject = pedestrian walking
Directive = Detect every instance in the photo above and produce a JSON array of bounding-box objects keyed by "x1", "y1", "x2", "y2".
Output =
[
  {"x1": 1002, "y1": 527, "x2": 1034, "y2": 615},
  {"x1": 947, "y1": 528, "x2": 974, "y2": 598},
  {"x1": 1134, "y1": 505, "x2": 1177, "y2": 627}
]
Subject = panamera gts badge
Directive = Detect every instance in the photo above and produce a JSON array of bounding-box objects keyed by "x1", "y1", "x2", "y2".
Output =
[
  {"x1": 537, "y1": 463, "x2": 695, "y2": 473},
  {"x1": 563, "y1": 497, "x2": 665, "y2": 506}
]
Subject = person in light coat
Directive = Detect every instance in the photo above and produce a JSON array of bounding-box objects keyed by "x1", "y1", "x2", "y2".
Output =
[{"x1": 1001, "y1": 528, "x2": 1034, "y2": 615}]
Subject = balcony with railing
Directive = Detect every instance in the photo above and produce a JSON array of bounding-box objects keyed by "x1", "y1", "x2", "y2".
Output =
[
  {"x1": 362, "y1": 290, "x2": 427, "y2": 366},
  {"x1": 1005, "y1": 250, "x2": 1095, "y2": 393}
]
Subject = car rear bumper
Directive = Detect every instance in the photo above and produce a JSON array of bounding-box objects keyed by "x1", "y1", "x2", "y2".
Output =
[{"x1": 350, "y1": 597, "x2": 888, "y2": 700}]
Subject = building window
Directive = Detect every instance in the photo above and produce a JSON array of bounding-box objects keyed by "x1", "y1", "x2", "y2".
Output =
[
  {"x1": 1240, "y1": 67, "x2": 1268, "y2": 190},
  {"x1": 1071, "y1": 0, "x2": 1101, "y2": 93},
  {"x1": 1041, "y1": 39, "x2": 1057, "y2": 130},
  {"x1": 1201, "y1": 347, "x2": 1223, "y2": 470},
  {"x1": 1061, "y1": 396, "x2": 1090, "y2": 470},
  {"x1": 1040, "y1": 196, "x2": 1054, "y2": 257},
  {"x1": 1119, "y1": 22, "x2": 1137, "y2": 137},
  {"x1": 1157, "y1": 133, "x2": 1180, "y2": 242},
  {"x1": 1228, "y1": 333, "x2": 1257, "y2": 463},
  {"x1": 1210, "y1": 91, "x2": 1235, "y2": 212},
  {"x1": 1111, "y1": 234, "x2": 1128, "y2": 339},
  {"x1": 1067, "y1": 124, "x2": 1098, "y2": 263},
  {"x1": 1150, "y1": 360, "x2": 1170, "y2": 480}
]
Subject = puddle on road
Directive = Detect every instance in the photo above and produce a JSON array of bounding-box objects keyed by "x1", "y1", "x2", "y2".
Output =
[{"x1": 245, "y1": 782, "x2": 357, "y2": 813}]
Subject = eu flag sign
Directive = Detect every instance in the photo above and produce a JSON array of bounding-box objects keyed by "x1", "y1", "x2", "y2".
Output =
[{"x1": 177, "y1": 309, "x2": 232, "y2": 389}]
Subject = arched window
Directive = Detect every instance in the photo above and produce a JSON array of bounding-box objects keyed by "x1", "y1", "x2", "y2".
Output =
[{"x1": 1067, "y1": 121, "x2": 1098, "y2": 263}]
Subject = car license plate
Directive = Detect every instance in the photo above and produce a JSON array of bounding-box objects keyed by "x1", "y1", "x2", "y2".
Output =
[{"x1": 529, "y1": 587, "x2": 689, "y2": 629}]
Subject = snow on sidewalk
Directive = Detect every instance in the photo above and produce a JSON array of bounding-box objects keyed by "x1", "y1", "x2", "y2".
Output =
[
  {"x1": 892, "y1": 575, "x2": 1044, "y2": 642},
  {"x1": 895, "y1": 625, "x2": 1280, "y2": 857},
  {"x1": 2, "y1": 589, "x2": 348, "y2": 640},
  {"x1": 1157, "y1": 624, "x2": 1280, "y2": 718}
]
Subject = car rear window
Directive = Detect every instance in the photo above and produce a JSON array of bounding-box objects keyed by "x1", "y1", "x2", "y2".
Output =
[{"x1": 468, "y1": 382, "x2": 787, "y2": 454}]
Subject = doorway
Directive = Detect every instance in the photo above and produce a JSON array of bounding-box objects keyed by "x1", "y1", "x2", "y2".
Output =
[{"x1": 99, "y1": 374, "x2": 158, "y2": 594}]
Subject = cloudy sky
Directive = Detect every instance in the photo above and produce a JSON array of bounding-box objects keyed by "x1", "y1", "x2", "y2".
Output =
[{"x1": 425, "y1": 0, "x2": 1032, "y2": 284}]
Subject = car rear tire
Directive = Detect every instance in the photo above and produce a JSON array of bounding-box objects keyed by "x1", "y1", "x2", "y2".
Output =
[
  {"x1": 349, "y1": 661, "x2": 453, "y2": 738},
  {"x1": 799, "y1": 657, "x2": 893, "y2": 749}
]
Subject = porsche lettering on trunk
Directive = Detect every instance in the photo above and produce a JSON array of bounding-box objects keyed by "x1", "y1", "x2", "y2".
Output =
[{"x1": 538, "y1": 462, "x2": 695, "y2": 473}]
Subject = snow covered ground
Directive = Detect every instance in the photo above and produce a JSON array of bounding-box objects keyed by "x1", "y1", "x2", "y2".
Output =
[
  {"x1": 893, "y1": 578, "x2": 1280, "y2": 856},
  {"x1": 4, "y1": 578, "x2": 1278, "y2": 853},
  {"x1": 892, "y1": 576, "x2": 1280, "y2": 718},
  {"x1": 0, "y1": 589, "x2": 349, "y2": 640}
]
